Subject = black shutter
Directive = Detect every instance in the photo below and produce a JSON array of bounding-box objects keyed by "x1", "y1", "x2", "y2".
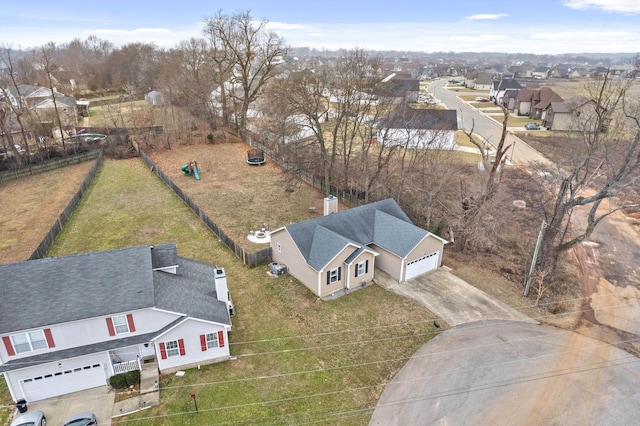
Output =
[
  {"x1": 326, "y1": 271, "x2": 330, "y2": 285},
  {"x1": 338, "y1": 267, "x2": 341, "y2": 281},
  {"x1": 365, "y1": 260, "x2": 369, "y2": 274}
]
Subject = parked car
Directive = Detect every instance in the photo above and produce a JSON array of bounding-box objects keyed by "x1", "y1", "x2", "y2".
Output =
[
  {"x1": 10, "y1": 410, "x2": 46, "y2": 426},
  {"x1": 475, "y1": 97, "x2": 490, "y2": 102},
  {"x1": 524, "y1": 123, "x2": 540, "y2": 130},
  {"x1": 62, "y1": 412, "x2": 96, "y2": 426}
]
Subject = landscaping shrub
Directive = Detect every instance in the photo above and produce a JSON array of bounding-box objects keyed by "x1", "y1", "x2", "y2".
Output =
[
  {"x1": 109, "y1": 370, "x2": 141, "y2": 389},
  {"x1": 126, "y1": 369, "x2": 141, "y2": 386}
]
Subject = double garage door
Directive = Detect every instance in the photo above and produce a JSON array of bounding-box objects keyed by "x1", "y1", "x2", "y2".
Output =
[
  {"x1": 21, "y1": 362, "x2": 106, "y2": 402},
  {"x1": 405, "y1": 252, "x2": 439, "y2": 280}
]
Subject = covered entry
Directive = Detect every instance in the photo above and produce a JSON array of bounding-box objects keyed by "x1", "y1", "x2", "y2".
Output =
[{"x1": 405, "y1": 252, "x2": 438, "y2": 280}]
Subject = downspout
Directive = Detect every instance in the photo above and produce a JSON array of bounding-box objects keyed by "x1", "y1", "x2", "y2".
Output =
[
  {"x1": 317, "y1": 272, "x2": 322, "y2": 296},
  {"x1": 399, "y1": 257, "x2": 405, "y2": 283}
]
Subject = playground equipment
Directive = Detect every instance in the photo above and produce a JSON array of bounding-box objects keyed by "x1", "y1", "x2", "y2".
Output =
[
  {"x1": 181, "y1": 160, "x2": 201, "y2": 180},
  {"x1": 247, "y1": 149, "x2": 266, "y2": 165}
]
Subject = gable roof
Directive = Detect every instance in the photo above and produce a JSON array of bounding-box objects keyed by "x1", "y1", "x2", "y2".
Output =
[
  {"x1": 283, "y1": 199, "x2": 436, "y2": 271},
  {"x1": 378, "y1": 107, "x2": 458, "y2": 131},
  {"x1": 0, "y1": 245, "x2": 230, "y2": 334}
]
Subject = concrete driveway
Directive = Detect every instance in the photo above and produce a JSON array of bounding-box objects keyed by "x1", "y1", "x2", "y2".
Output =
[
  {"x1": 375, "y1": 267, "x2": 535, "y2": 326},
  {"x1": 370, "y1": 320, "x2": 640, "y2": 425},
  {"x1": 23, "y1": 386, "x2": 114, "y2": 426}
]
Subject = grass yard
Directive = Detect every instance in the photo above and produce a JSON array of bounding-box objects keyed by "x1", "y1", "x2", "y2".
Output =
[
  {"x1": 0, "y1": 160, "x2": 95, "y2": 263},
  {"x1": 145, "y1": 140, "x2": 332, "y2": 251},
  {"x1": 42, "y1": 155, "x2": 440, "y2": 425}
]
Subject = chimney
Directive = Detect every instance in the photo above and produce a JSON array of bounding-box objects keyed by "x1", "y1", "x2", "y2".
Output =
[
  {"x1": 214, "y1": 267, "x2": 229, "y2": 305},
  {"x1": 323, "y1": 195, "x2": 338, "y2": 216}
]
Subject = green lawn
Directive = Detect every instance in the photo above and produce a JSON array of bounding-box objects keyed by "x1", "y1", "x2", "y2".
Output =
[{"x1": 45, "y1": 157, "x2": 440, "y2": 425}]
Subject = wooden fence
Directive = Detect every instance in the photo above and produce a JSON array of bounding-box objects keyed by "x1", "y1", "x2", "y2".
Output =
[
  {"x1": 139, "y1": 149, "x2": 271, "y2": 267},
  {"x1": 0, "y1": 151, "x2": 101, "y2": 184},
  {"x1": 30, "y1": 151, "x2": 105, "y2": 260}
]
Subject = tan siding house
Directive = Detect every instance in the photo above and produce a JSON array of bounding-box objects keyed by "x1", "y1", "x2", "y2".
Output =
[{"x1": 270, "y1": 198, "x2": 447, "y2": 299}]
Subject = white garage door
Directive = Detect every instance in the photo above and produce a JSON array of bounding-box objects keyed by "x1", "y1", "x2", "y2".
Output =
[
  {"x1": 405, "y1": 252, "x2": 438, "y2": 280},
  {"x1": 21, "y1": 363, "x2": 105, "y2": 402}
]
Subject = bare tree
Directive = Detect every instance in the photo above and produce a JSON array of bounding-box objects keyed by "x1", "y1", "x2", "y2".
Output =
[
  {"x1": 535, "y1": 68, "x2": 640, "y2": 276},
  {"x1": 203, "y1": 10, "x2": 288, "y2": 139}
]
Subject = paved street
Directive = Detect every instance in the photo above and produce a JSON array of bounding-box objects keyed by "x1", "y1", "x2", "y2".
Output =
[{"x1": 370, "y1": 320, "x2": 640, "y2": 425}]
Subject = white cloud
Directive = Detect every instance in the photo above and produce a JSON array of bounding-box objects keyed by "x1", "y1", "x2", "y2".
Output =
[
  {"x1": 266, "y1": 21, "x2": 312, "y2": 30},
  {"x1": 561, "y1": 0, "x2": 640, "y2": 13},
  {"x1": 464, "y1": 13, "x2": 508, "y2": 21}
]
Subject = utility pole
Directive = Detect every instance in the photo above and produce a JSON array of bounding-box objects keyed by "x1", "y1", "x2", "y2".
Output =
[{"x1": 524, "y1": 220, "x2": 547, "y2": 297}]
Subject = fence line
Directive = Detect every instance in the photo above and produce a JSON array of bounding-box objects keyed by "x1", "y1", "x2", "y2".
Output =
[
  {"x1": 0, "y1": 151, "x2": 101, "y2": 184},
  {"x1": 139, "y1": 149, "x2": 271, "y2": 267},
  {"x1": 30, "y1": 150, "x2": 105, "y2": 260},
  {"x1": 245, "y1": 131, "x2": 365, "y2": 208}
]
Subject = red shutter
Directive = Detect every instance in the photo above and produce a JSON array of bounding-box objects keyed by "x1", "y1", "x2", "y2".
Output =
[
  {"x1": 218, "y1": 330, "x2": 225, "y2": 348},
  {"x1": 106, "y1": 318, "x2": 116, "y2": 336},
  {"x1": 200, "y1": 334, "x2": 207, "y2": 351},
  {"x1": 126, "y1": 314, "x2": 136, "y2": 333},
  {"x1": 178, "y1": 339, "x2": 186, "y2": 356},
  {"x1": 2, "y1": 336, "x2": 15, "y2": 356},
  {"x1": 44, "y1": 328, "x2": 55, "y2": 348},
  {"x1": 159, "y1": 342, "x2": 167, "y2": 359}
]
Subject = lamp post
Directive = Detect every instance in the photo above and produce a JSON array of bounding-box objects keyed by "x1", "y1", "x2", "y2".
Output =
[{"x1": 190, "y1": 391, "x2": 199, "y2": 413}]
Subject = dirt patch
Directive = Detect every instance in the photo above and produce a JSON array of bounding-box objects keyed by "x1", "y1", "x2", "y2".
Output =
[
  {"x1": 0, "y1": 161, "x2": 95, "y2": 263},
  {"x1": 145, "y1": 137, "x2": 334, "y2": 251}
]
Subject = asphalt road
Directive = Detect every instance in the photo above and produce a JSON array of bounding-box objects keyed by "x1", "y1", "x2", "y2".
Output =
[
  {"x1": 370, "y1": 320, "x2": 640, "y2": 425},
  {"x1": 427, "y1": 79, "x2": 552, "y2": 167}
]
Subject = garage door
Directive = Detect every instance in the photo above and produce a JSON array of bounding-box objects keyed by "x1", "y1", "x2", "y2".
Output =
[
  {"x1": 405, "y1": 252, "x2": 438, "y2": 280},
  {"x1": 21, "y1": 363, "x2": 105, "y2": 402}
]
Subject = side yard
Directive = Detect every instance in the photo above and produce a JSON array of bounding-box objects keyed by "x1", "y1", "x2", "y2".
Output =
[{"x1": 27, "y1": 156, "x2": 442, "y2": 425}]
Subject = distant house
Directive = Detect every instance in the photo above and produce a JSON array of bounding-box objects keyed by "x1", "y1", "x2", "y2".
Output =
[
  {"x1": 145, "y1": 90, "x2": 164, "y2": 106},
  {"x1": 465, "y1": 70, "x2": 494, "y2": 91},
  {"x1": 544, "y1": 96, "x2": 592, "y2": 131},
  {"x1": 501, "y1": 89, "x2": 519, "y2": 111},
  {"x1": 531, "y1": 67, "x2": 551, "y2": 80},
  {"x1": 0, "y1": 244, "x2": 233, "y2": 403},
  {"x1": 515, "y1": 87, "x2": 564, "y2": 120},
  {"x1": 375, "y1": 106, "x2": 458, "y2": 149},
  {"x1": 269, "y1": 198, "x2": 448, "y2": 298},
  {"x1": 376, "y1": 74, "x2": 420, "y2": 104},
  {"x1": 490, "y1": 78, "x2": 523, "y2": 104}
]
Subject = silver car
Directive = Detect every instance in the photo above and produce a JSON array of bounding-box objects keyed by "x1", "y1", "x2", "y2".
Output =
[
  {"x1": 62, "y1": 412, "x2": 96, "y2": 426},
  {"x1": 10, "y1": 410, "x2": 46, "y2": 426}
]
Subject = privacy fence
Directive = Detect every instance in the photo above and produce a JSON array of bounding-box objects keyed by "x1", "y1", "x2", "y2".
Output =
[
  {"x1": 0, "y1": 150, "x2": 101, "y2": 184},
  {"x1": 139, "y1": 149, "x2": 271, "y2": 267},
  {"x1": 30, "y1": 150, "x2": 105, "y2": 260},
  {"x1": 245, "y1": 131, "x2": 365, "y2": 208}
]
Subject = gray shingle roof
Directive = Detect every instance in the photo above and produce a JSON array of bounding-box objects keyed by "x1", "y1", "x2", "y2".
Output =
[
  {"x1": 0, "y1": 246, "x2": 155, "y2": 334},
  {"x1": 153, "y1": 257, "x2": 231, "y2": 326},
  {"x1": 285, "y1": 199, "x2": 429, "y2": 271},
  {"x1": 0, "y1": 245, "x2": 231, "y2": 335}
]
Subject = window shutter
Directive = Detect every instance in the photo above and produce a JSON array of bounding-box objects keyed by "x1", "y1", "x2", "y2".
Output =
[
  {"x1": 178, "y1": 339, "x2": 186, "y2": 356},
  {"x1": 126, "y1": 314, "x2": 136, "y2": 333},
  {"x1": 218, "y1": 330, "x2": 225, "y2": 348},
  {"x1": 338, "y1": 267, "x2": 341, "y2": 281},
  {"x1": 365, "y1": 260, "x2": 369, "y2": 274},
  {"x1": 106, "y1": 318, "x2": 116, "y2": 336},
  {"x1": 44, "y1": 328, "x2": 55, "y2": 348},
  {"x1": 159, "y1": 342, "x2": 167, "y2": 360},
  {"x1": 200, "y1": 334, "x2": 207, "y2": 351},
  {"x1": 2, "y1": 336, "x2": 15, "y2": 356},
  {"x1": 326, "y1": 271, "x2": 330, "y2": 285},
  {"x1": 355, "y1": 265, "x2": 358, "y2": 277}
]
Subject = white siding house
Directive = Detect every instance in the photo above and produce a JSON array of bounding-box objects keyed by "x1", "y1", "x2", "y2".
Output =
[{"x1": 0, "y1": 244, "x2": 233, "y2": 403}]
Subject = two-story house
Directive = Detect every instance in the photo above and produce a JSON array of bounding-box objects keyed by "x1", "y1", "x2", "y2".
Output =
[{"x1": 0, "y1": 243, "x2": 233, "y2": 403}]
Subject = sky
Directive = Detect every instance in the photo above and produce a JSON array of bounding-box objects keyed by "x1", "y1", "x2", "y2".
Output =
[{"x1": 1, "y1": 0, "x2": 639, "y2": 55}]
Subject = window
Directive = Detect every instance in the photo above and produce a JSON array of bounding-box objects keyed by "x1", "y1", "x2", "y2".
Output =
[
  {"x1": 112, "y1": 315, "x2": 130, "y2": 334},
  {"x1": 165, "y1": 340, "x2": 180, "y2": 358},
  {"x1": 206, "y1": 333, "x2": 219, "y2": 349},
  {"x1": 326, "y1": 267, "x2": 341, "y2": 285},
  {"x1": 11, "y1": 331, "x2": 47, "y2": 354},
  {"x1": 355, "y1": 260, "x2": 369, "y2": 277}
]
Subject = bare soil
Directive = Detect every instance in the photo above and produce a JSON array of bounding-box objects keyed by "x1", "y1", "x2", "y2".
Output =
[{"x1": 0, "y1": 161, "x2": 94, "y2": 263}]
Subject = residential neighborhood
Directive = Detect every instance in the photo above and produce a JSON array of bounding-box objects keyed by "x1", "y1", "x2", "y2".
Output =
[{"x1": 1, "y1": 5, "x2": 640, "y2": 426}]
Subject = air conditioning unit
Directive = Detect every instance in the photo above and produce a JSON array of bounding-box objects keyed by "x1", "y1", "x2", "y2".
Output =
[{"x1": 269, "y1": 262, "x2": 288, "y2": 276}]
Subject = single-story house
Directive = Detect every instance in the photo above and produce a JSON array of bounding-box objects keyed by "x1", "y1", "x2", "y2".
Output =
[
  {"x1": 270, "y1": 197, "x2": 448, "y2": 298},
  {"x1": 0, "y1": 243, "x2": 233, "y2": 403},
  {"x1": 543, "y1": 95, "x2": 592, "y2": 131},
  {"x1": 375, "y1": 106, "x2": 458, "y2": 149}
]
